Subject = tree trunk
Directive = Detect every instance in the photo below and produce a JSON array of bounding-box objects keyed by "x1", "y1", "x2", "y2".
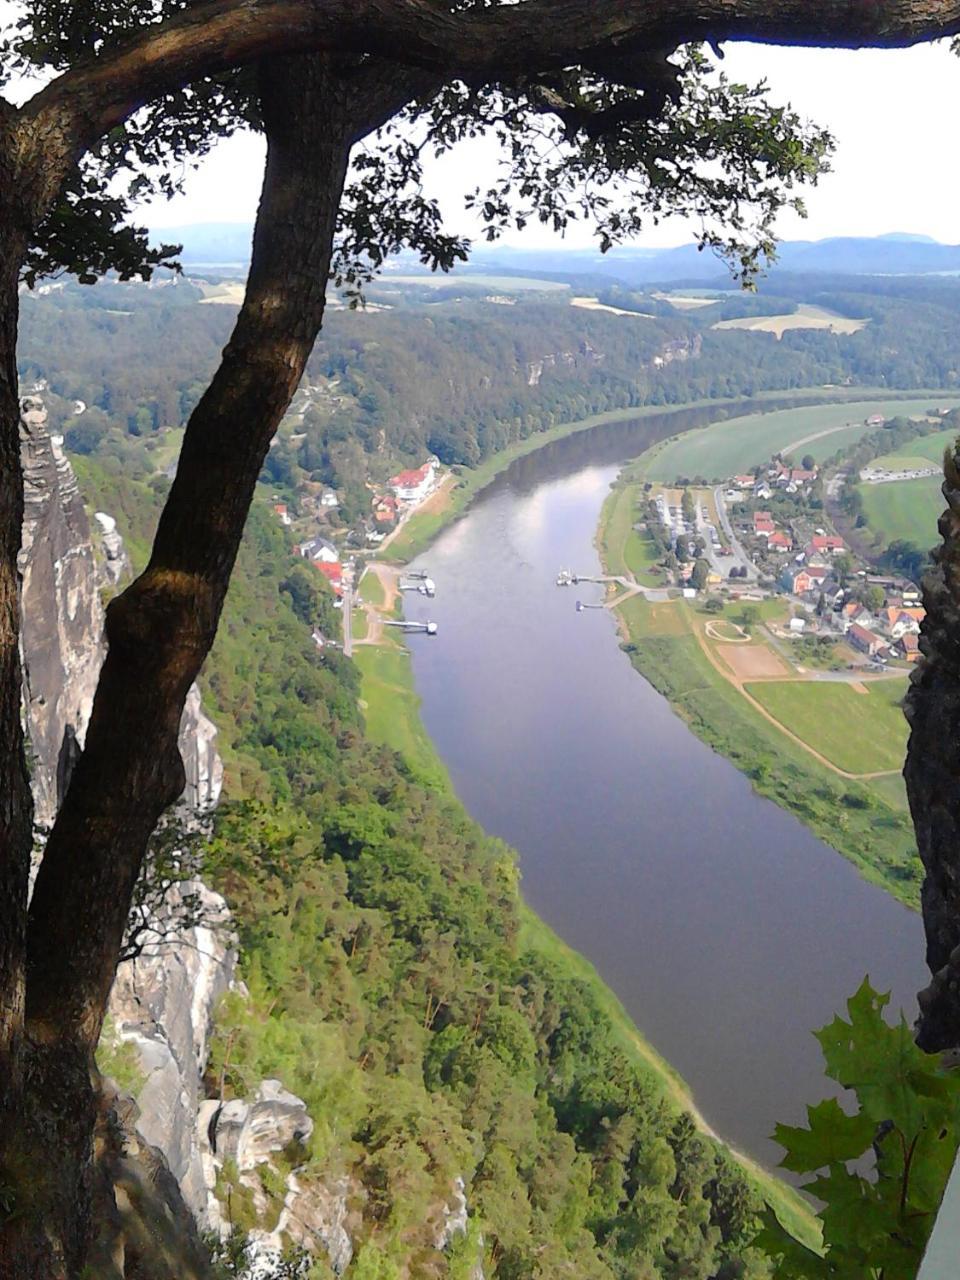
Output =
[
  {"x1": 905, "y1": 447, "x2": 960, "y2": 1051},
  {"x1": 0, "y1": 148, "x2": 35, "y2": 1272},
  {"x1": 2, "y1": 54, "x2": 429, "y2": 1279}
]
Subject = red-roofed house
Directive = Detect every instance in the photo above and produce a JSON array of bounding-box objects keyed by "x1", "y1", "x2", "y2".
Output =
[
  {"x1": 807, "y1": 535, "x2": 845, "y2": 557},
  {"x1": 898, "y1": 633, "x2": 921, "y2": 662},
  {"x1": 273, "y1": 502, "x2": 292, "y2": 527},
  {"x1": 849, "y1": 623, "x2": 887, "y2": 657},
  {"x1": 768, "y1": 531, "x2": 794, "y2": 552},
  {"x1": 389, "y1": 459, "x2": 438, "y2": 504},
  {"x1": 754, "y1": 511, "x2": 776, "y2": 537},
  {"x1": 315, "y1": 561, "x2": 343, "y2": 594}
]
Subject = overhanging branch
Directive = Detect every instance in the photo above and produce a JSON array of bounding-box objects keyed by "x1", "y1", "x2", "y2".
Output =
[{"x1": 17, "y1": 0, "x2": 960, "y2": 179}]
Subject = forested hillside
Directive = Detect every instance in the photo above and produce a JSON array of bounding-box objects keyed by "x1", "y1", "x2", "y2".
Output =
[
  {"x1": 75, "y1": 461, "x2": 790, "y2": 1279},
  {"x1": 19, "y1": 272, "x2": 960, "y2": 531}
]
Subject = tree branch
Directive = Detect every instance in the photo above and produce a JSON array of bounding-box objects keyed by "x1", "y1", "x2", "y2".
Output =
[
  {"x1": 23, "y1": 54, "x2": 436, "y2": 1051},
  {"x1": 16, "y1": 0, "x2": 960, "y2": 189}
]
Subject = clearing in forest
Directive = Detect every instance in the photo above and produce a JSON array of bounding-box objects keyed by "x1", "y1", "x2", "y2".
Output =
[
  {"x1": 745, "y1": 678, "x2": 909, "y2": 775},
  {"x1": 712, "y1": 303, "x2": 868, "y2": 339}
]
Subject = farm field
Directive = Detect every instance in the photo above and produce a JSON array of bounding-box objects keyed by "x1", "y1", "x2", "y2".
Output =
[
  {"x1": 859, "y1": 474, "x2": 944, "y2": 548},
  {"x1": 746, "y1": 678, "x2": 909, "y2": 775},
  {"x1": 712, "y1": 303, "x2": 868, "y2": 339},
  {"x1": 640, "y1": 398, "x2": 960, "y2": 483},
  {"x1": 608, "y1": 596, "x2": 920, "y2": 902},
  {"x1": 571, "y1": 296, "x2": 653, "y2": 318}
]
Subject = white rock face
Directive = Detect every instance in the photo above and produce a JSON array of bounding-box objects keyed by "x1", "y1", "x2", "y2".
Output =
[
  {"x1": 436, "y1": 1175, "x2": 469, "y2": 1250},
  {"x1": 200, "y1": 1083, "x2": 354, "y2": 1275},
  {"x1": 108, "y1": 882, "x2": 237, "y2": 1217},
  {"x1": 18, "y1": 395, "x2": 105, "y2": 827},
  {"x1": 94, "y1": 509, "x2": 131, "y2": 586}
]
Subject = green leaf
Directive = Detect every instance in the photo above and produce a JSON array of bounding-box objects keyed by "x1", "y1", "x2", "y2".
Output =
[{"x1": 773, "y1": 1097, "x2": 876, "y2": 1174}]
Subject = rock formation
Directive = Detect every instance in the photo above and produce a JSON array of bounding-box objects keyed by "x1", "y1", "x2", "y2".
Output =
[
  {"x1": 18, "y1": 395, "x2": 105, "y2": 826},
  {"x1": 107, "y1": 881, "x2": 237, "y2": 1219},
  {"x1": 18, "y1": 394, "x2": 223, "y2": 820}
]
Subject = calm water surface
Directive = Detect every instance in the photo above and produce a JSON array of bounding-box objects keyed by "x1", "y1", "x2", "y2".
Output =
[{"x1": 405, "y1": 402, "x2": 926, "y2": 1170}]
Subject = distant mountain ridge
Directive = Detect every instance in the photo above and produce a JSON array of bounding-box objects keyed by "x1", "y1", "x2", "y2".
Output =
[{"x1": 152, "y1": 222, "x2": 960, "y2": 283}]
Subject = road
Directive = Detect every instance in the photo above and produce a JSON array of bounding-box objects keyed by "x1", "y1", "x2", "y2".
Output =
[
  {"x1": 341, "y1": 560, "x2": 355, "y2": 657},
  {"x1": 710, "y1": 486, "x2": 759, "y2": 581}
]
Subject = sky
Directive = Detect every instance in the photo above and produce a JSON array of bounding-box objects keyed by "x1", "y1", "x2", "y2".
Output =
[{"x1": 3, "y1": 14, "x2": 959, "y2": 250}]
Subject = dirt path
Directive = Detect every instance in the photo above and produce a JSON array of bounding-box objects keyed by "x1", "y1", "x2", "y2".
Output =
[
  {"x1": 780, "y1": 421, "x2": 863, "y2": 458},
  {"x1": 689, "y1": 617, "x2": 899, "y2": 782},
  {"x1": 354, "y1": 563, "x2": 402, "y2": 647}
]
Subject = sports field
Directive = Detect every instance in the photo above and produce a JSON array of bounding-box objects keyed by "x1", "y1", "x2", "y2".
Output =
[
  {"x1": 859, "y1": 474, "x2": 943, "y2": 549},
  {"x1": 746, "y1": 678, "x2": 909, "y2": 775},
  {"x1": 641, "y1": 398, "x2": 960, "y2": 483}
]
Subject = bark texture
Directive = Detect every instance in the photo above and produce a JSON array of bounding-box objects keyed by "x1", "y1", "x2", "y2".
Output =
[
  {"x1": 0, "y1": 138, "x2": 31, "y2": 1107},
  {"x1": 905, "y1": 446, "x2": 960, "y2": 1051},
  {"x1": 1, "y1": 54, "x2": 431, "y2": 1279}
]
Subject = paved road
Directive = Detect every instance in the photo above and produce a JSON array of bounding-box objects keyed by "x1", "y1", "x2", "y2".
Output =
[{"x1": 711, "y1": 486, "x2": 759, "y2": 581}]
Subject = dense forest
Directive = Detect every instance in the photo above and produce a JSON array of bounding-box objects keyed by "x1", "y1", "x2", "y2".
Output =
[
  {"x1": 76, "y1": 461, "x2": 776, "y2": 1279},
  {"x1": 18, "y1": 271, "x2": 960, "y2": 528}
]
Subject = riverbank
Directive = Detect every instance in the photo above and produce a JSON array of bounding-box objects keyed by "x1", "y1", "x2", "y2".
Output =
[
  {"x1": 383, "y1": 386, "x2": 950, "y2": 566},
  {"x1": 353, "y1": 613, "x2": 820, "y2": 1251},
  {"x1": 596, "y1": 477, "x2": 921, "y2": 908}
]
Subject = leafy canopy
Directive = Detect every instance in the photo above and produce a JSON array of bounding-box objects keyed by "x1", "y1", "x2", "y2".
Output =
[{"x1": 1, "y1": 2, "x2": 832, "y2": 289}]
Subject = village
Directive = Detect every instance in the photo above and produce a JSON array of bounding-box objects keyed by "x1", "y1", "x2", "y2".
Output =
[
  {"x1": 644, "y1": 441, "x2": 925, "y2": 672},
  {"x1": 270, "y1": 454, "x2": 445, "y2": 650}
]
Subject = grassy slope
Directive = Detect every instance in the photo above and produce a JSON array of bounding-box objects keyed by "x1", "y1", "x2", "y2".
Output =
[
  {"x1": 598, "y1": 484, "x2": 664, "y2": 586},
  {"x1": 747, "y1": 679, "x2": 909, "y2": 775},
  {"x1": 859, "y1": 475, "x2": 944, "y2": 548},
  {"x1": 355, "y1": 627, "x2": 820, "y2": 1252},
  {"x1": 872, "y1": 427, "x2": 960, "y2": 468},
  {"x1": 640, "y1": 397, "x2": 960, "y2": 483},
  {"x1": 384, "y1": 388, "x2": 944, "y2": 565}
]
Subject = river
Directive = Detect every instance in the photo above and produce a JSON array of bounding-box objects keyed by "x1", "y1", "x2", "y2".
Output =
[{"x1": 404, "y1": 401, "x2": 926, "y2": 1172}]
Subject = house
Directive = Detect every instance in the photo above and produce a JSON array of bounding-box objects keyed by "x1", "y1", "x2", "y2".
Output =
[
  {"x1": 789, "y1": 617, "x2": 806, "y2": 635},
  {"x1": 781, "y1": 567, "x2": 814, "y2": 595},
  {"x1": 733, "y1": 474, "x2": 756, "y2": 489},
  {"x1": 315, "y1": 561, "x2": 343, "y2": 594},
  {"x1": 298, "y1": 536, "x2": 339, "y2": 564},
  {"x1": 374, "y1": 494, "x2": 399, "y2": 524},
  {"x1": 898, "y1": 633, "x2": 922, "y2": 662},
  {"x1": 886, "y1": 610, "x2": 922, "y2": 640},
  {"x1": 768, "y1": 531, "x2": 794, "y2": 552},
  {"x1": 273, "y1": 502, "x2": 292, "y2": 527},
  {"x1": 840, "y1": 602, "x2": 875, "y2": 634},
  {"x1": 866, "y1": 414, "x2": 886, "y2": 426},
  {"x1": 753, "y1": 511, "x2": 776, "y2": 537},
  {"x1": 389, "y1": 458, "x2": 439, "y2": 504},
  {"x1": 772, "y1": 461, "x2": 817, "y2": 488},
  {"x1": 807, "y1": 535, "x2": 845, "y2": 557},
  {"x1": 782, "y1": 565, "x2": 831, "y2": 596},
  {"x1": 849, "y1": 622, "x2": 888, "y2": 657},
  {"x1": 320, "y1": 490, "x2": 339, "y2": 508}
]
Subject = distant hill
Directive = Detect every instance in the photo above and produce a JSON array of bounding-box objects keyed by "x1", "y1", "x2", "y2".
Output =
[{"x1": 150, "y1": 222, "x2": 960, "y2": 283}]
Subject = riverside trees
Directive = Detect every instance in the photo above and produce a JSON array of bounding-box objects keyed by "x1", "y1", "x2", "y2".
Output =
[{"x1": 4, "y1": 2, "x2": 960, "y2": 1276}]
